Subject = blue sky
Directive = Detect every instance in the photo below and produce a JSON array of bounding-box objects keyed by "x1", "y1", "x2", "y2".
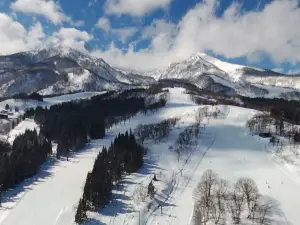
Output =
[{"x1": 0, "y1": 0, "x2": 300, "y2": 73}]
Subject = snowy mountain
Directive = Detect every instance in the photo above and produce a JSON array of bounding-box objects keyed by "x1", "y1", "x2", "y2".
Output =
[
  {"x1": 2, "y1": 47, "x2": 300, "y2": 99},
  {"x1": 0, "y1": 47, "x2": 155, "y2": 97},
  {"x1": 144, "y1": 53, "x2": 300, "y2": 99}
]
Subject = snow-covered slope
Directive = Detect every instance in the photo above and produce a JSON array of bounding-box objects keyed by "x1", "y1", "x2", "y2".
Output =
[{"x1": 1, "y1": 88, "x2": 300, "y2": 224}]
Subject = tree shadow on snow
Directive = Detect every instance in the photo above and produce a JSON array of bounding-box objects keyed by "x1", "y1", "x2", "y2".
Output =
[
  {"x1": 256, "y1": 195, "x2": 293, "y2": 225},
  {"x1": 1, "y1": 157, "x2": 57, "y2": 207},
  {"x1": 84, "y1": 218, "x2": 106, "y2": 225}
]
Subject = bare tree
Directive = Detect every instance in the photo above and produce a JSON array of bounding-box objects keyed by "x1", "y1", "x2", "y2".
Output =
[
  {"x1": 235, "y1": 178, "x2": 260, "y2": 219},
  {"x1": 195, "y1": 170, "x2": 219, "y2": 207},
  {"x1": 195, "y1": 108, "x2": 204, "y2": 127},
  {"x1": 211, "y1": 179, "x2": 229, "y2": 224},
  {"x1": 132, "y1": 185, "x2": 148, "y2": 205},
  {"x1": 255, "y1": 200, "x2": 277, "y2": 225},
  {"x1": 227, "y1": 186, "x2": 245, "y2": 224},
  {"x1": 194, "y1": 198, "x2": 211, "y2": 225}
]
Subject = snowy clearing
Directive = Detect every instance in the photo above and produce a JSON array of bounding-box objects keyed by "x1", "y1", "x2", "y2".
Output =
[{"x1": 0, "y1": 88, "x2": 299, "y2": 225}]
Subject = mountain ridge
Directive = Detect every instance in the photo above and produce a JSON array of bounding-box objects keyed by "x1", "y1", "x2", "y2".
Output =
[
  {"x1": 1, "y1": 47, "x2": 300, "y2": 100},
  {"x1": 0, "y1": 47, "x2": 155, "y2": 97}
]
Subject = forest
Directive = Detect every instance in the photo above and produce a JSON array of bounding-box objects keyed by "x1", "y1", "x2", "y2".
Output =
[
  {"x1": 0, "y1": 130, "x2": 52, "y2": 193},
  {"x1": 75, "y1": 131, "x2": 144, "y2": 223},
  {"x1": 0, "y1": 88, "x2": 167, "y2": 204},
  {"x1": 24, "y1": 88, "x2": 167, "y2": 159}
]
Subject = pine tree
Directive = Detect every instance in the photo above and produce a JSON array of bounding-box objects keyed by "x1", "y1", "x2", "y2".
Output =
[
  {"x1": 148, "y1": 181, "x2": 155, "y2": 199},
  {"x1": 0, "y1": 184, "x2": 3, "y2": 207},
  {"x1": 75, "y1": 198, "x2": 87, "y2": 224}
]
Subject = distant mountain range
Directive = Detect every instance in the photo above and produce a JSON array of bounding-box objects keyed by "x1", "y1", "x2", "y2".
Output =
[
  {"x1": 0, "y1": 47, "x2": 155, "y2": 97},
  {"x1": 1, "y1": 47, "x2": 300, "y2": 100}
]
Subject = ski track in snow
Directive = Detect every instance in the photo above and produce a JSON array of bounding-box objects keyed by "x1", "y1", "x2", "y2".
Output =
[{"x1": 0, "y1": 88, "x2": 300, "y2": 225}]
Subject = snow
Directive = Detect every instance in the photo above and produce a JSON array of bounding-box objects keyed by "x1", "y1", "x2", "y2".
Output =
[
  {"x1": 210, "y1": 74, "x2": 235, "y2": 89},
  {"x1": 67, "y1": 70, "x2": 91, "y2": 90},
  {"x1": 0, "y1": 88, "x2": 299, "y2": 225},
  {"x1": 197, "y1": 52, "x2": 245, "y2": 75},
  {"x1": 252, "y1": 83, "x2": 297, "y2": 98},
  {"x1": 0, "y1": 92, "x2": 103, "y2": 113},
  {"x1": 197, "y1": 52, "x2": 265, "y2": 80},
  {"x1": 6, "y1": 119, "x2": 39, "y2": 144}
]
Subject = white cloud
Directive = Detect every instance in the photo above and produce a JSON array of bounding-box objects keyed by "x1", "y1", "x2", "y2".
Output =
[
  {"x1": 54, "y1": 28, "x2": 93, "y2": 42},
  {"x1": 0, "y1": 13, "x2": 45, "y2": 55},
  {"x1": 49, "y1": 28, "x2": 93, "y2": 52},
  {"x1": 105, "y1": 0, "x2": 173, "y2": 17},
  {"x1": 70, "y1": 20, "x2": 85, "y2": 27},
  {"x1": 93, "y1": 0, "x2": 300, "y2": 72},
  {"x1": 113, "y1": 27, "x2": 138, "y2": 43},
  {"x1": 287, "y1": 68, "x2": 300, "y2": 75},
  {"x1": 95, "y1": 17, "x2": 137, "y2": 43},
  {"x1": 96, "y1": 17, "x2": 111, "y2": 32},
  {"x1": 11, "y1": 0, "x2": 69, "y2": 24},
  {"x1": 0, "y1": 13, "x2": 93, "y2": 55}
]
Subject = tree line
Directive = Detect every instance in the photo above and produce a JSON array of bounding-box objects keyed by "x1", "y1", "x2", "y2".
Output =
[
  {"x1": 0, "y1": 130, "x2": 52, "y2": 201},
  {"x1": 134, "y1": 118, "x2": 179, "y2": 144},
  {"x1": 0, "y1": 88, "x2": 167, "y2": 207},
  {"x1": 75, "y1": 131, "x2": 144, "y2": 223},
  {"x1": 24, "y1": 88, "x2": 167, "y2": 159}
]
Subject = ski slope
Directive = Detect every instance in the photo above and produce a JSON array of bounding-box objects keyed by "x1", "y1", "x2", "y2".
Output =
[{"x1": 0, "y1": 88, "x2": 299, "y2": 225}]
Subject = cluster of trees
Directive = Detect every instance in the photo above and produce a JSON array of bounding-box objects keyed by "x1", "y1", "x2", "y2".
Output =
[
  {"x1": 170, "y1": 107, "x2": 222, "y2": 161},
  {"x1": 170, "y1": 116, "x2": 205, "y2": 161},
  {"x1": 175, "y1": 125, "x2": 200, "y2": 150},
  {"x1": 0, "y1": 92, "x2": 44, "y2": 103},
  {"x1": 193, "y1": 170, "x2": 277, "y2": 225},
  {"x1": 246, "y1": 112, "x2": 275, "y2": 135},
  {"x1": 189, "y1": 93, "x2": 218, "y2": 106},
  {"x1": 145, "y1": 98, "x2": 167, "y2": 113},
  {"x1": 24, "y1": 89, "x2": 164, "y2": 159},
  {"x1": 172, "y1": 125, "x2": 201, "y2": 161},
  {"x1": 11, "y1": 92, "x2": 44, "y2": 102},
  {"x1": 246, "y1": 112, "x2": 300, "y2": 155},
  {"x1": 0, "y1": 130, "x2": 52, "y2": 194},
  {"x1": 75, "y1": 131, "x2": 144, "y2": 224},
  {"x1": 134, "y1": 118, "x2": 179, "y2": 144}
]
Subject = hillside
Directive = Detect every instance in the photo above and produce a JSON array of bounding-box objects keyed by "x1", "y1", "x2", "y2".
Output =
[{"x1": 0, "y1": 88, "x2": 299, "y2": 225}]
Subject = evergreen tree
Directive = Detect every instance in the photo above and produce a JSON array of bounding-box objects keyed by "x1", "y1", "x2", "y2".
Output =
[
  {"x1": 148, "y1": 181, "x2": 155, "y2": 199},
  {"x1": 75, "y1": 198, "x2": 87, "y2": 224}
]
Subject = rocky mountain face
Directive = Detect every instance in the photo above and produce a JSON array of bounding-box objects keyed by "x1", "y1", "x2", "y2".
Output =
[{"x1": 0, "y1": 47, "x2": 155, "y2": 97}]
